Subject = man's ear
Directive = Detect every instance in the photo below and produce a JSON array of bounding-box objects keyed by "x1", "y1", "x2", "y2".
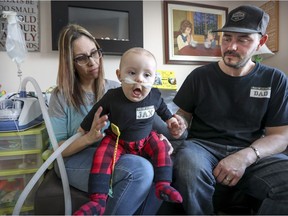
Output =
[
  {"x1": 260, "y1": 34, "x2": 268, "y2": 45},
  {"x1": 257, "y1": 34, "x2": 268, "y2": 50},
  {"x1": 116, "y1": 69, "x2": 121, "y2": 81}
]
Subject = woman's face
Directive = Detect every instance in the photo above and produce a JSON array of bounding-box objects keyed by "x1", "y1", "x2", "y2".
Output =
[
  {"x1": 184, "y1": 27, "x2": 191, "y2": 35},
  {"x1": 73, "y1": 36, "x2": 101, "y2": 82}
]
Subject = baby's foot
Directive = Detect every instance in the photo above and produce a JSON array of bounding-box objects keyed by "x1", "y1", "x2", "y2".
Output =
[
  {"x1": 156, "y1": 183, "x2": 183, "y2": 203},
  {"x1": 74, "y1": 194, "x2": 107, "y2": 215}
]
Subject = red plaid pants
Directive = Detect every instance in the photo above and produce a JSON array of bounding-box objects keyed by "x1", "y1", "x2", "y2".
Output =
[{"x1": 88, "y1": 130, "x2": 173, "y2": 194}]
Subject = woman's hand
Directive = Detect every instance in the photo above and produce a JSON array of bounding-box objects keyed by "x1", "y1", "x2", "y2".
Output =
[
  {"x1": 187, "y1": 34, "x2": 192, "y2": 44},
  {"x1": 158, "y1": 134, "x2": 174, "y2": 155},
  {"x1": 81, "y1": 106, "x2": 108, "y2": 146}
]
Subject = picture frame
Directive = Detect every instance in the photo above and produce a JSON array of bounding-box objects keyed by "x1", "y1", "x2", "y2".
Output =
[
  {"x1": 163, "y1": 1, "x2": 228, "y2": 65},
  {"x1": 260, "y1": 0, "x2": 279, "y2": 52}
]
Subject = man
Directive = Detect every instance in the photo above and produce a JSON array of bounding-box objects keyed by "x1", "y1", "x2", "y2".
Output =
[{"x1": 171, "y1": 5, "x2": 288, "y2": 214}]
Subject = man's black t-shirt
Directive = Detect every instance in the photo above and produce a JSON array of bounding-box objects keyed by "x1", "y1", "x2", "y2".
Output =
[{"x1": 174, "y1": 62, "x2": 288, "y2": 147}]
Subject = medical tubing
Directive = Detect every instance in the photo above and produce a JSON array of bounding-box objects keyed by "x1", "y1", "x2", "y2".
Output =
[
  {"x1": 12, "y1": 132, "x2": 82, "y2": 215},
  {"x1": 122, "y1": 77, "x2": 153, "y2": 88},
  {"x1": 13, "y1": 76, "x2": 72, "y2": 215}
]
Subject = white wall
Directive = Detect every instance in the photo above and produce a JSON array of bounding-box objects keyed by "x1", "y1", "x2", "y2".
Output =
[{"x1": 1, "y1": 0, "x2": 287, "y2": 94}]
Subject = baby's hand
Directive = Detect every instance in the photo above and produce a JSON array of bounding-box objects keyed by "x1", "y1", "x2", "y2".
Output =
[
  {"x1": 167, "y1": 114, "x2": 187, "y2": 139},
  {"x1": 83, "y1": 106, "x2": 108, "y2": 145},
  {"x1": 166, "y1": 117, "x2": 179, "y2": 128},
  {"x1": 166, "y1": 117, "x2": 180, "y2": 138}
]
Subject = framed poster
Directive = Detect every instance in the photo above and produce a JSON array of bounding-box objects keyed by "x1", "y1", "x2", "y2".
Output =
[
  {"x1": 260, "y1": 0, "x2": 279, "y2": 52},
  {"x1": 163, "y1": 1, "x2": 227, "y2": 65},
  {"x1": 0, "y1": 0, "x2": 40, "y2": 52}
]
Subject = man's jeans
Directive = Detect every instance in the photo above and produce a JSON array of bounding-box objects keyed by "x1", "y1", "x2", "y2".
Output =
[{"x1": 173, "y1": 139, "x2": 288, "y2": 215}]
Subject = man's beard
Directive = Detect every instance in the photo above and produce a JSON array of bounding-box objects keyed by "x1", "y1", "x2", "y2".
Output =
[{"x1": 222, "y1": 50, "x2": 251, "y2": 69}]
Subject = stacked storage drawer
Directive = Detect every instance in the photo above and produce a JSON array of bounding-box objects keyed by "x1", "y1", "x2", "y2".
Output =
[{"x1": 0, "y1": 123, "x2": 48, "y2": 215}]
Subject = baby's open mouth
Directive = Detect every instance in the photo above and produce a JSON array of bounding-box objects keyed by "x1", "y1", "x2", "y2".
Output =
[{"x1": 133, "y1": 87, "x2": 142, "y2": 96}]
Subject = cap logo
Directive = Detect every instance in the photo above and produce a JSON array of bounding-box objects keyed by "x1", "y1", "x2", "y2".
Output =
[{"x1": 231, "y1": 11, "x2": 246, "y2": 22}]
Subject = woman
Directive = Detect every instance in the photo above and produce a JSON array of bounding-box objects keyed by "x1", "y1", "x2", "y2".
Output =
[
  {"x1": 177, "y1": 20, "x2": 195, "y2": 50},
  {"x1": 48, "y1": 24, "x2": 161, "y2": 214}
]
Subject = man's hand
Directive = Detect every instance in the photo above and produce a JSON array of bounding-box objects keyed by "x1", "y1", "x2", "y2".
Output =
[
  {"x1": 214, "y1": 125, "x2": 288, "y2": 187},
  {"x1": 213, "y1": 151, "x2": 248, "y2": 186}
]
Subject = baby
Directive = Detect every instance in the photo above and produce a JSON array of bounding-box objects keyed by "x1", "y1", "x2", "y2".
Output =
[{"x1": 74, "y1": 47, "x2": 183, "y2": 215}]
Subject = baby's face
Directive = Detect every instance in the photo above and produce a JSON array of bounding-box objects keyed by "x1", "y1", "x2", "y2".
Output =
[{"x1": 117, "y1": 52, "x2": 156, "y2": 102}]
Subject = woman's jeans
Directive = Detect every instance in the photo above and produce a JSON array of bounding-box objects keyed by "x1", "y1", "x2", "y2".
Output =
[
  {"x1": 173, "y1": 139, "x2": 288, "y2": 215},
  {"x1": 55, "y1": 147, "x2": 162, "y2": 215}
]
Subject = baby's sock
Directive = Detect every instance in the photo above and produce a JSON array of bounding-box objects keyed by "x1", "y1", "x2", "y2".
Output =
[
  {"x1": 74, "y1": 194, "x2": 107, "y2": 216},
  {"x1": 155, "y1": 181, "x2": 183, "y2": 203}
]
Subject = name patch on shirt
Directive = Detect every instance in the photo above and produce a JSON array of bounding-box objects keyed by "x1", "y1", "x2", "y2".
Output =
[
  {"x1": 136, "y1": 106, "x2": 155, "y2": 119},
  {"x1": 250, "y1": 87, "x2": 271, "y2": 98}
]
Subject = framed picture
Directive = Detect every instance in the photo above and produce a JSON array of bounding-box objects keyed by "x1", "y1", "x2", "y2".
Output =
[
  {"x1": 260, "y1": 0, "x2": 279, "y2": 52},
  {"x1": 163, "y1": 1, "x2": 228, "y2": 65}
]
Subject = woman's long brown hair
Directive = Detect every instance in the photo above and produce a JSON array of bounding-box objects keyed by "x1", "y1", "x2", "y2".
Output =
[{"x1": 55, "y1": 24, "x2": 105, "y2": 113}]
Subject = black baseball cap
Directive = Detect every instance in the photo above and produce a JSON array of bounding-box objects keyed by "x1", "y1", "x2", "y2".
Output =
[{"x1": 213, "y1": 5, "x2": 269, "y2": 35}]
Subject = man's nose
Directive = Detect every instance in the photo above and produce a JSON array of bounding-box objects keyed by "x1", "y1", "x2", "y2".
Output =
[{"x1": 227, "y1": 39, "x2": 238, "y2": 51}]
